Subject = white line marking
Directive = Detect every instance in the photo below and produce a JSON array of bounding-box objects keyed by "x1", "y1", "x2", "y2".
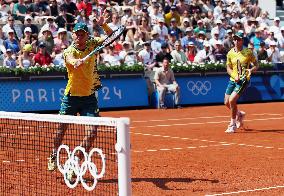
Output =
[
  {"x1": 205, "y1": 185, "x2": 284, "y2": 196},
  {"x1": 131, "y1": 117, "x2": 284, "y2": 129}
]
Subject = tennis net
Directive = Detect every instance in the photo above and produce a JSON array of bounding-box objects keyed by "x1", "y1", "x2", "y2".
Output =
[{"x1": 0, "y1": 111, "x2": 131, "y2": 196}]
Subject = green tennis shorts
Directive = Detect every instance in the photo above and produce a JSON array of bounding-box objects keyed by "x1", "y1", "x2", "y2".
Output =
[
  {"x1": 225, "y1": 79, "x2": 250, "y2": 96},
  {"x1": 59, "y1": 93, "x2": 99, "y2": 117}
]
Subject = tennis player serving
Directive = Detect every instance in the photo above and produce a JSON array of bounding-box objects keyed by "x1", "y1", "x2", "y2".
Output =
[
  {"x1": 48, "y1": 11, "x2": 113, "y2": 172},
  {"x1": 224, "y1": 31, "x2": 259, "y2": 133}
]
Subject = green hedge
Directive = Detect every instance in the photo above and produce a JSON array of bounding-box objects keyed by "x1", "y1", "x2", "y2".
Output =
[{"x1": 0, "y1": 61, "x2": 275, "y2": 76}]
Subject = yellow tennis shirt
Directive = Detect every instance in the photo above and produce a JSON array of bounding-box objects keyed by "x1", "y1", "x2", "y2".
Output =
[
  {"x1": 226, "y1": 48, "x2": 256, "y2": 81},
  {"x1": 63, "y1": 37, "x2": 101, "y2": 96}
]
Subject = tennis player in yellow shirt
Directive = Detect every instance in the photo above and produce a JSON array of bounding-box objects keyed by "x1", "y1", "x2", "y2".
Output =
[
  {"x1": 48, "y1": 12, "x2": 113, "y2": 172},
  {"x1": 224, "y1": 31, "x2": 259, "y2": 133}
]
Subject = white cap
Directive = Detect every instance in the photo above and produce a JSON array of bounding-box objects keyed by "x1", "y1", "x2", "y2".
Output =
[
  {"x1": 24, "y1": 27, "x2": 32, "y2": 33},
  {"x1": 227, "y1": 29, "x2": 232, "y2": 33},
  {"x1": 183, "y1": 17, "x2": 190, "y2": 23},
  {"x1": 7, "y1": 28, "x2": 14, "y2": 34},
  {"x1": 25, "y1": 15, "x2": 33, "y2": 21},
  {"x1": 281, "y1": 26, "x2": 284, "y2": 31},
  {"x1": 158, "y1": 17, "x2": 165, "y2": 23},
  {"x1": 274, "y1": 17, "x2": 280, "y2": 21},
  {"x1": 216, "y1": 40, "x2": 223, "y2": 45},
  {"x1": 216, "y1": 19, "x2": 222, "y2": 24},
  {"x1": 269, "y1": 41, "x2": 277, "y2": 46},
  {"x1": 212, "y1": 29, "x2": 220, "y2": 35},
  {"x1": 197, "y1": 19, "x2": 203, "y2": 24},
  {"x1": 41, "y1": 26, "x2": 51, "y2": 32},
  {"x1": 204, "y1": 41, "x2": 210, "y2": 47},
  {"x1": 188, "y1": 41, "x2": 194, "y2": 46},
  {"x1": 57, "y1": 28, "x2": 67, "y2": 34}
]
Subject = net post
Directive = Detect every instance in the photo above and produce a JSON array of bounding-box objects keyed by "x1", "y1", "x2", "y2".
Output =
[{"x1": 116, "y1": 117, "x2": 132, "y2": 196}]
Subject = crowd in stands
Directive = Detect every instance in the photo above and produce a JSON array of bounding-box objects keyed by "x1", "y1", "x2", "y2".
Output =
[{"x1": 0, "y1": 0, "x2": 284, "y2": 70}]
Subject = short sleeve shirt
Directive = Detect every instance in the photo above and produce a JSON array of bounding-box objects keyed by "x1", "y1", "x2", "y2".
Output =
[
  {"x1": 154, "y1": 67, "x2": 175, "y2": 85},
  {"x1": 226, "y1": 48, "x2": 256, "y2": 81}
]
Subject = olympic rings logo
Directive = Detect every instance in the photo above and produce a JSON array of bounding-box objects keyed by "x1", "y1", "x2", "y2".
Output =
[
  {"x1": 57, "y1": 145, "x2": 106, "y2": 191},
  {"x1": 187, "y1": 81, "x2": 211, "y2": 95}
]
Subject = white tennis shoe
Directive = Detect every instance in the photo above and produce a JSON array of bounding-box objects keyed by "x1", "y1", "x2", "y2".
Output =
[
  {"x1": 236, "y1": 111, "x2": 246, "y2": 128},
  {"x1": 225, "y1": 124, "x2": 237, "y2": 133}
]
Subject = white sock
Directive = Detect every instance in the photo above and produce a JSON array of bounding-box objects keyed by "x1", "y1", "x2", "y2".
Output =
[{"x1": 231, "y1": 118, "x2": 236, "y2": 125}]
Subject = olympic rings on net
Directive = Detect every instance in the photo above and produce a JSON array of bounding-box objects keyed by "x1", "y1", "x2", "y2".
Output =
[
  {"x1": 56, "y1": 145, "x2": 106, "y2": 191},
  {"x1": 187, "y1": 80, "x2": 211, "y2": 95}
]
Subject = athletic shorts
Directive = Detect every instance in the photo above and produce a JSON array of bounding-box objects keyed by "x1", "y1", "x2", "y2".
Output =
[
  {"x1": 59, "y1": 93, "x2": 99, "y2": 117},
  {"x1": 225, "y1": 78, "x2": 250, "y2": 96}
]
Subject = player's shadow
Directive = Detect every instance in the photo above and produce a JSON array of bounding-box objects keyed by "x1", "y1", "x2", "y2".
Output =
[
  {"x1": 129, "y1": 177, "x2": 219, "y2": 190},
  {"x1": 239, "y1": 128, "x2": 284, "y2": 134}
]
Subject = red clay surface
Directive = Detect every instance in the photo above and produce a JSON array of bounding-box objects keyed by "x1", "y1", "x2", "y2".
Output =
[{"x1": 102, "y1": 102, "x2": 284, "y2": 196}]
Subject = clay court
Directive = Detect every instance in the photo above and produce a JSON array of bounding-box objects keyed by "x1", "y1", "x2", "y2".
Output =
[
  {"x1": 1, "y1": 102, "x2": 284, "y2": 196},
  {"x1": 103, "y1": 102, "x2": 284, "y2": 196}
]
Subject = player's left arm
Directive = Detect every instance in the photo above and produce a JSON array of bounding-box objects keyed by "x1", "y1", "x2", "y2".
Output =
[{"x1": 96, "y1": 10, "x2": 113, "y2": 36}]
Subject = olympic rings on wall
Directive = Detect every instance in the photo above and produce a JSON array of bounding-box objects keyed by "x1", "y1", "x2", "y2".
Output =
[
  {"x1": 187, "y1": 81, "x2": 212, "y2": 95},
  {"x1": 57, "y1": 145, "x2": 106, "y2": 191}
]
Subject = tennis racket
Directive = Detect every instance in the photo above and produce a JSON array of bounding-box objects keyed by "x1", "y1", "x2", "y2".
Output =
[
  {"x1": 237, "y1": 59, "x2": 245, "y2": 81},
  {"x1": 82, "y1": 25, "x2": 126, "y2": 61}
]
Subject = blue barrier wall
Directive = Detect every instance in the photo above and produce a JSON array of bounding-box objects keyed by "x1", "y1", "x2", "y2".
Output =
[
  {"x1": 1, "y1": 72, "x2": 283, "y2": 111},
  {"x1": 175, "y1": 72, "x2": 284, "y2": 105},
  {"x1": 0, "y1": 77, "x2": 149, "y2": 112}
]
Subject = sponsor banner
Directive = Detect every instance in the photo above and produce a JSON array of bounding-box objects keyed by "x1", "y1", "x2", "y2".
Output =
[{"x1": 0, "y1": 77, "x2": 148, "y2": 111}]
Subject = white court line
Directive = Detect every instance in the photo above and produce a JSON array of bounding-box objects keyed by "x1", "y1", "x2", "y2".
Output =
[
  {"x1": 130, "y1": 116, "x2": 284, "y2": 129},
  {"x1": 131, "y1": 132, "x2": 284, "y2": 151},
  {"x1": 205, "y1": 185, "x2": 284, "y2": 196},
  {"x1": 132, "y1": 113, "x2": 283, "y2": 123}
]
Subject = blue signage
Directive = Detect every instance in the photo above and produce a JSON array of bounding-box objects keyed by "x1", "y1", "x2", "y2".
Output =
[
  {"x1": 175, "y1": 72, "x2": 284, "y2": 105},
  {"x1": 0, "y1": 77, "x2": 149, "y2": 112}
]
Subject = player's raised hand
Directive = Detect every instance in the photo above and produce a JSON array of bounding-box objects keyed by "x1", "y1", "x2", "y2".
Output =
[{"x1": 96, "y1": 10, "x2": 110, "y2": 26}]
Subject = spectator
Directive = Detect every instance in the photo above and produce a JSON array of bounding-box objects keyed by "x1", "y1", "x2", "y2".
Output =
[
  {"x1": 164, "y1": 5, "x2": 181, "y2": 26},
  {"x1": 53, "y1": 28, "x2": 70, "y2": 55},
  {"x1": 179, "y1": 17, "x2": 191, "y2": 33},
  {"x1": 41, "y1": 16, "x2": 58, "y2": 37},
  {"x1": 181, "y1": 27, "x2": 195, "y2": 50},
  {"x1": 53, "y1": 45, "x2": 67, "y2": 67},
  {"x1": 38, "y1": 26, "x2": 54, "y2": 55},
  {"x1": 121, "y1": 7, "x2": 133, "y2": 26},
  {"x1": 152, "y1": 17, "x2": 168, "y2": 43},
  {"x1": 209, "y1": 28, "x2": 220, "y2": 49},
  {"x1": 149, "y1": 3, "x2": 163, "y2": 26},
  {"x1": 49, "y1": 0, "x2": 59, "y2": 17},
  {"x1": 257, "y1": 41, "x2": 268, "y2": 61},
  {"x1": 3, "y1": 49, "x2": 17, "y2": 68},
  {"x1": 102, "y1": 45, "x2": 122, "y2": 66},
  {"x1": 27, "y1": 0, "x2": 49, "y2": 18},
  {"x1": 21, "y1": 15, "x2": 39, "y2": 37},
  {"x1": 213, "y1": 40, "x2": 227, "y2": 62},
  {"x1": 12, "y1": 0, "x2": 28, "y2": 23},
  {"x1": 55, "y1": 5, "x2": 75, "y2": 31},
  {"x1": 150, "y1": 30, "x2": 162, "y2": 57},
  {"x1": 2, "y1": 16, "x2": 23, "y2": 41},
  {"x1": 18, "y1": 44, "x2": 34, "y2": 68},
  {"x1": 3, "y1": 29, "x2": 20, "y2": 55},
  {"x1": 195, "y1": 31, "x2": 206, "y2": 51},
  {"x1": 138, "y1": 41, "x2": 155, "y2": 70},
  {"x1": 194, "y1": 41, "x2": 215, "y2": 63},
  {"x1": 171, "y1": 40, "x2": 187, "y2": 63},
  {"x1": 76, "y1": 0, "x2": 92, "y2": 17},
  {"x1": 267, "y1": 41, "x2": 281, "y2": 63},
  {"x1": 0, "y1": 1, "x2": 10, "y2": 22},
  {"x1": 264, "y1": 31, "x2": 278, "y2": 48},
  {"x1": 137, "y1": 16, "x2": 151, "y2": 41},
  {"x1": 154, "y1": 58, "x2": 181, "y2": 109},
  {"x1": 250, "y1": 28, "x2": 264, "y2": 51},
  {"x1": 124, "y1": 17, "x2": 137, "y2": 43},
  {"x1": 168, "y1": 18, "x2": 183, "y2": 40},
  {"x1": 194, "y1": 20, "x2": 206, "y2": 35},
  {"x1": 269, "y1": 17, "x2": 281, "y2": 36},
  {"x1": 107, "y1": 13, "x2": 121, "y2": 31},
  {"x1": 33, "y1": 41, "x2": 52, "y2": 66},
  {"x1": 168, "y1": 31, "x2": 177, "y2": 52},
  {"x1": 61, "y1": 0, "x2": 78, "y2": 16},
  {"x1": 212, "y1": 19, "x2": 226, "y2": 40},
  {"x1": 248, "y1": 42, "x2": 258, "y2": 60},
  {"x1": 119, "y1": 41, "x2": 138, "y2": 65},
  {"x1": 223, "y1": 29, "x2": 234, "y2": 53},
  {"x1": 176, "y1": 0, "x2": 190, "y2": 15},
  {"x1": 155, "y1": 43, "x2": 172, "y2": 66},
  {"x1": 20, "y1": 27, "x2": 34, "y2": 49},
  {"x1": 186, "y1": 41, "x2": 197, "y2": 62}
]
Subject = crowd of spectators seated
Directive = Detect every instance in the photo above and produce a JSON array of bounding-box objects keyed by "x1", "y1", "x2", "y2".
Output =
[{"x1": 0, "y1": 0, "x2": 284, "y2": 70}]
